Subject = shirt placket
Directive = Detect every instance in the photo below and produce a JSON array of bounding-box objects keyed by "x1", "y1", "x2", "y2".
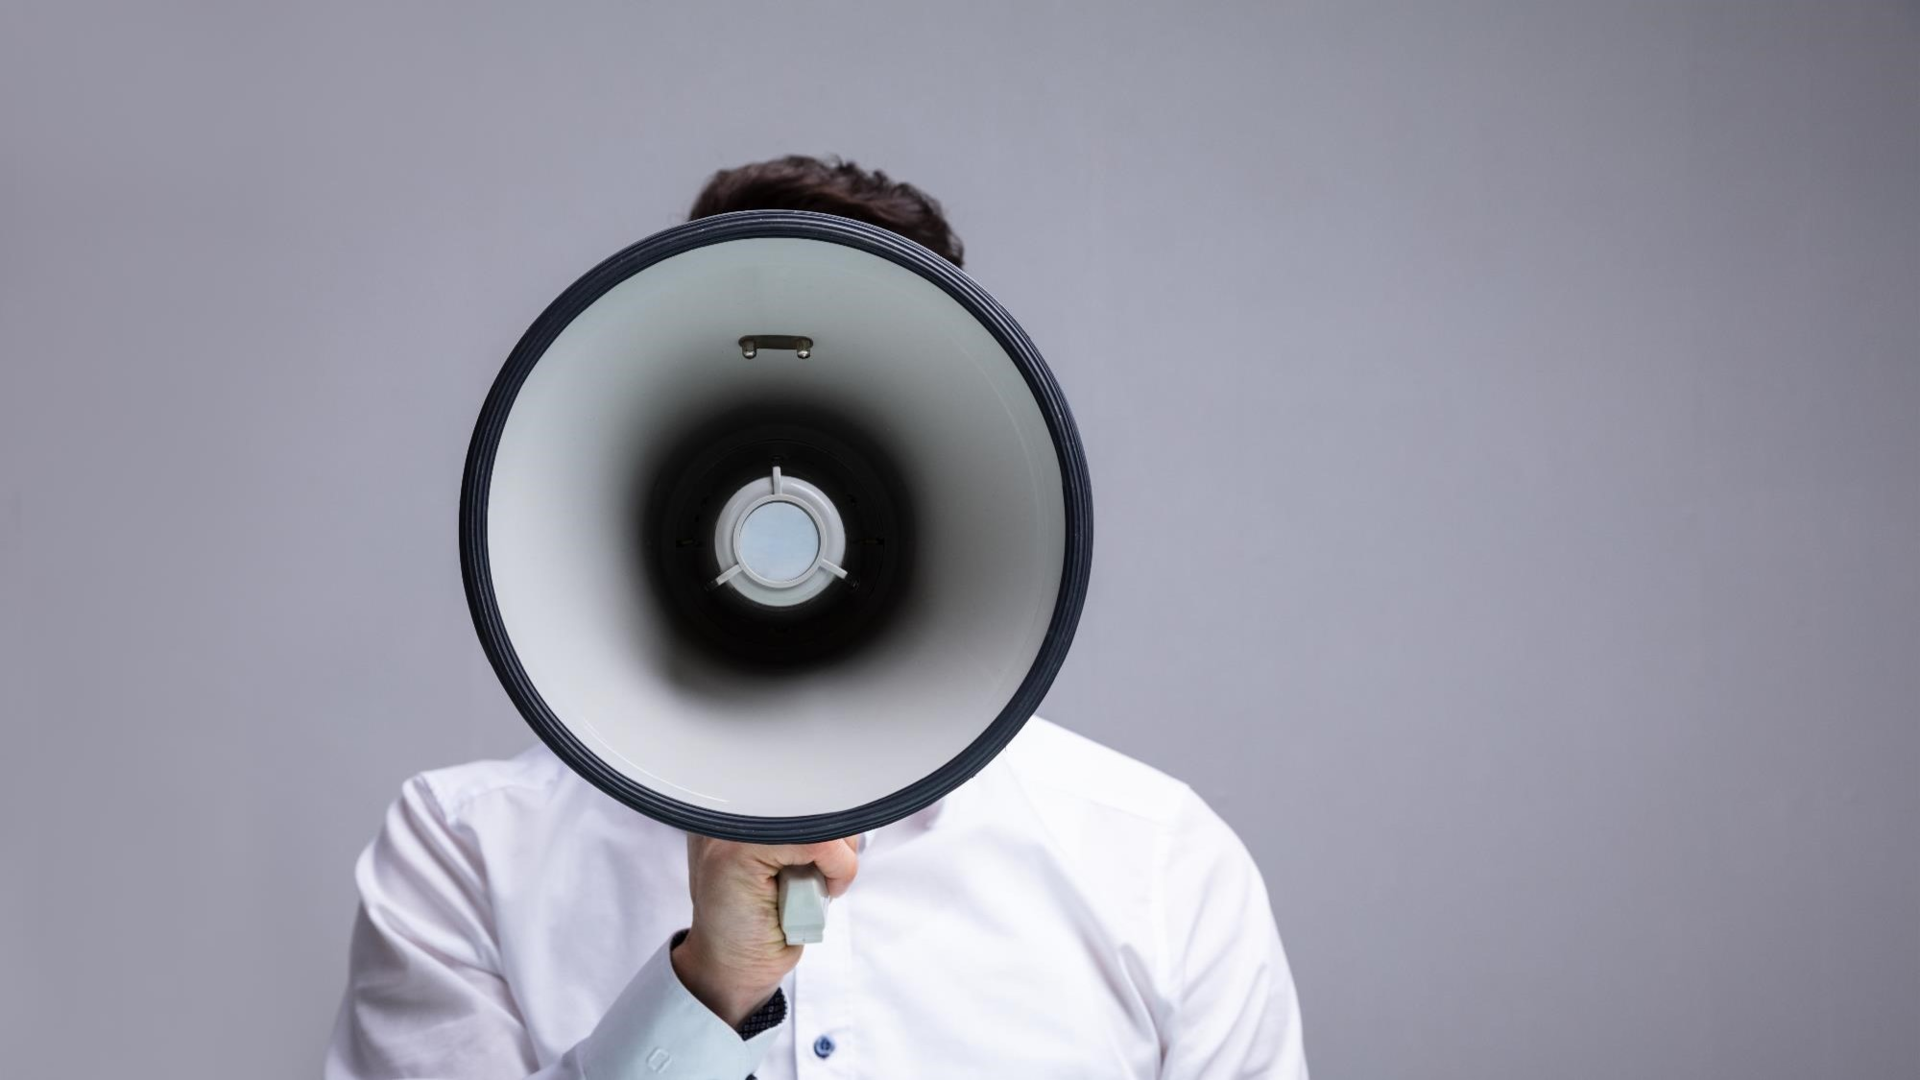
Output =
[{"x1": 790, "y1": 843, "x2": 859, "y2": 1078}]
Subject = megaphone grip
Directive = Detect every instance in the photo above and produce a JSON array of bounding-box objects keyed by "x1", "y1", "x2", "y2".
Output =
[{"x1": 777, "y1": 864, "x2": 829, "y2": 945}]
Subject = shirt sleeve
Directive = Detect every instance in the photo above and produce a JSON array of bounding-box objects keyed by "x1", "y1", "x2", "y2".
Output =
[
  {"x1": 324, "y1": 775, "x2": 783, "y2": 1080},
  {"x1": 576, "y1": 934, "x2": 784, "y2": 1080},
  {"x1": 1156, "y1": 786, "x2": 1310, "y2": 1079}
]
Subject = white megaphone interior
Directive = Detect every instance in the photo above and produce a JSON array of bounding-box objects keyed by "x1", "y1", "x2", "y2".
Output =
[{"x1": 487, "y1": 236, "x2": 1067, "y2": 818}]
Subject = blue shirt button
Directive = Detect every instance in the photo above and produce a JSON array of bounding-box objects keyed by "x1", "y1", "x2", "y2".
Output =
[{"x1": 813, "y1": 1034, "x2": 836, "y2": 1058}]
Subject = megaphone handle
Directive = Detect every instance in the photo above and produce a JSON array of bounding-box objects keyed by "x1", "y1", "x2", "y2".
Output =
[{"x1": 777, "y1": 864, "x2": 830, "y2": 945}]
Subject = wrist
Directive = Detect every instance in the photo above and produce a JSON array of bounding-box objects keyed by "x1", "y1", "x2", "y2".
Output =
[{"x1": 671, "y1": 929, "x2": 782, "y2": 1028}]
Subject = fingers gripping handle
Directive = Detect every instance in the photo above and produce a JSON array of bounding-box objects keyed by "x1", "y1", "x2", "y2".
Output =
[{"x1": 777, "y1": 864, "x2": 829, "y2": 945}]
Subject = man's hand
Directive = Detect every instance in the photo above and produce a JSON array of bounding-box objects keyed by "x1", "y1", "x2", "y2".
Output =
[{"x1": 671, "y1": 836, "x2": 859, "y2": 1027}]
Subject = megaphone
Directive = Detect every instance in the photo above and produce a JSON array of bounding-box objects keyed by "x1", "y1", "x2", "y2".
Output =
[{"x1": 459, "y1": 210, "x2": 1092, "y2": 942}]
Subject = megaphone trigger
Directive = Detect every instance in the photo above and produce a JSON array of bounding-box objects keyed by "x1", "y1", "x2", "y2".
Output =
[{"x1": 777, "y1": 864, "x2": 829, "y2": 946}]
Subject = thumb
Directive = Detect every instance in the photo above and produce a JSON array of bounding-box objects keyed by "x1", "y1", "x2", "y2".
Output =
[{"x1": 785, "y1": 838, "x2": 860, "y2": 899}]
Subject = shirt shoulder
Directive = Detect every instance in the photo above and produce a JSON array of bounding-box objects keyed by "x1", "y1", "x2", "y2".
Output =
[
  {"x1": 976, "y1": 718, "x2": 1262, "y2": 1000},
  {"x1": 407, "y1": 742, "x2": 577, "y2": 825},
  {"x1": 995, "y1": 716, "x2": 1195, "y2": 827}
]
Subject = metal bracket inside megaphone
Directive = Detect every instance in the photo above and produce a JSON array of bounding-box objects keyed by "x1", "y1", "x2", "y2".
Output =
[{"x1": 738, "y1": 334, "x2": 812, "y2": 359}]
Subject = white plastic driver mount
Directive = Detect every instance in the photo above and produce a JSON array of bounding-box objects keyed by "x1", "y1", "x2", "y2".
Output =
[{"x1": 710, "y1": 466, "x2": 848, "y2": 606}]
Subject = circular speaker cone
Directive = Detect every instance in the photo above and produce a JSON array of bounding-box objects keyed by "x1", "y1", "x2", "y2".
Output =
[
  {"x1": 460, "y1": 211, "x2": 1093, "y2": 843},
  {"x1": 722, "y1": 474, "x2": 837, "y2": 595},
  {"x1": 643, "y1": 409, "x2": 911, "y2": 669}
]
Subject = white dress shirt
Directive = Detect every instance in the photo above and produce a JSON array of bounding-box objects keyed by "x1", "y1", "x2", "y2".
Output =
[{"x1": 325, "y1": 718, "x2": 1308, "y2": 1079}]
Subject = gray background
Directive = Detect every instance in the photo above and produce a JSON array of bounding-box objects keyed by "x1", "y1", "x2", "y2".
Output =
[{"x1": 2, "y1": 2, "x2": 1915, "y2": 1077}]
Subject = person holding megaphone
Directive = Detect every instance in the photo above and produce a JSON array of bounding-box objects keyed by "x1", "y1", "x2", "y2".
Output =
[{"x1": 324, "y1": 155, "x2": 1309, "y2": 1080}]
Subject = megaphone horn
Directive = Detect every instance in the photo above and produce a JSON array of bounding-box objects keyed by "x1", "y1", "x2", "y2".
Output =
[{"x1": 460, "y1": 210, "x2": 1093, "y2": 940}]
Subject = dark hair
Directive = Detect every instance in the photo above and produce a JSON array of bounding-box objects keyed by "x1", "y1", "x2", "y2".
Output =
[{"x1": 689, "y1": 154, "x2": 964, "y2": 267}]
